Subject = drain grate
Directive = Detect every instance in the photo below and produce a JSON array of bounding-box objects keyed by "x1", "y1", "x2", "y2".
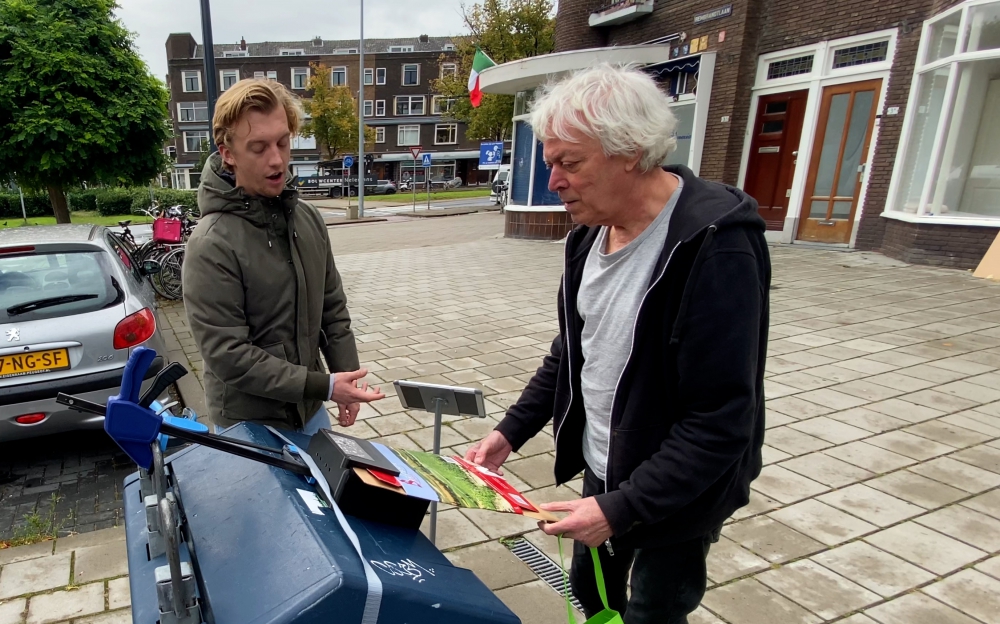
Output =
[{"x1": 505, "y1": 538, "x2": 583, "y2": 611}]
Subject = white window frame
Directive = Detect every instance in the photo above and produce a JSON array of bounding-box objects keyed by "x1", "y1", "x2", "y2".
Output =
[
  {"x1": 443, "y1": 43, "x2": 456, "y2": 51},
  {"x1": 882, "y1": 0, "x2": 1000, "y2": 226},
  {"x1": 292, "y1": 67, "x2": 310, "y2": 90},
  {"x1": 223, "y1": 50, "x2": 249, "y2": 57},
  {"x1": 394, "y1": 95, "x2": 425, "y2": 116},
  {"x1": 364, "y1": 68, "x2": 374, "y2": 85},
  {"x1": 177, "y1": 101, "x2": 209, "y2": 123},
  {"x1": 253, "y1": 71, "x2": 265, "y2": 79},
  {"x1": 220, "y1": 69, "x2": 239, "y2": 91},
  {"x1": 331, "y1": 66, "x2": 348, "y2": 86},
  {"x1": 397, "y1": 125, "x2": 420, "y2": 146},
  {"x1": 432, "y1": 95, "x2": 456, "y2": 115},
  {"x1": 376, "y1": 67, "x2": 387, "y2": 85},
  {"x1": 291, "y1": 135, "x2": 316, "y2": 150},
  {"x1": 389, "y1": 45, "x2": 415, "y2": 53},
  {"x1": 375, "y1": 127, "x2": 386, "y2": 143},
  {"x1": 363, "y1": 100, "x2": 373, "y2": 117},
  {"x1": 280, "y1": 49, "x2": 305, "y2": 56},
  {"x1": 375, "y1": 100, "x2": 386, "y2": 117},
  {"x1": 183, "y1": 131, "x2": 210, "y2": 153},
  {"x1": 267, "y1": 70, "x2": 278, "y2": 81},
  {"x1": 434, "y1": 123, "x2": 458, "y2": 145},
  {"x1": 182, "y1": 70, "x2": 202, "y2": 93},
  {"x1": 440, "y1": 63, "x2": 458, "y2": 79},
  {"x1": 402, "y1": 63, "x2": 420, "y2": 86}
]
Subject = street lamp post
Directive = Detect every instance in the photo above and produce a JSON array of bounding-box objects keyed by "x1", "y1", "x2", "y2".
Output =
[
  {"x1": 358, "y1": 0, "x2": 365, "y2": 218},
  {"x1": 200, "y1": 0, "x2": 219, "y2": 151}
]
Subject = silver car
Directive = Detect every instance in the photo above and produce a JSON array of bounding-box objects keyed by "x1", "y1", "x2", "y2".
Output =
[{"x1": 0, "y1": 225, "x2": 170, "y2": 442}]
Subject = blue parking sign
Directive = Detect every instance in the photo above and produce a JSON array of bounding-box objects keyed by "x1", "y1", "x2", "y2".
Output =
[
  {"x1": 343, "y1": 156, "x2": 354, "y2": 169},
  {"x1": 422, "y1": 153, "x2": 432, "y2": 167},
  {"x1": 479, "y1": 142, "x2": 503, "y2": 170}
]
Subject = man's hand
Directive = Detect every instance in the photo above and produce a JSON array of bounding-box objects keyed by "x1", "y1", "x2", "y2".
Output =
[
  {"x1": 538, "y1": 497, "x2": 613, "y2": 548},
  {"x1": 331, "y1": 370, "x2": 384, "y2": 427},
  {"x1": 464, "y1": 430, "x2": 513, "y2": 474}
]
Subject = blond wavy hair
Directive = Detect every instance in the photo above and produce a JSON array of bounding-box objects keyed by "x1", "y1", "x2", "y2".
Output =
[{"x1": 212, "y1": 79, "x2": 303, "y2": 149}]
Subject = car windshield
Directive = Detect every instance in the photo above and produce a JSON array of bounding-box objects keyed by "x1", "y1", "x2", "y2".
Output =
[{"x1": 0, "y1": 250, "x2": 120, "y2": 323}]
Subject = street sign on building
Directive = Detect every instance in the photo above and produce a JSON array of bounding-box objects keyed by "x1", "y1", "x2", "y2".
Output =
[
  {"x1": 479, "y1": 142, "x2": 504, "y2": 170},
  {"x1": 422, "y1": 153, "x2": 432, "y2": 168}
]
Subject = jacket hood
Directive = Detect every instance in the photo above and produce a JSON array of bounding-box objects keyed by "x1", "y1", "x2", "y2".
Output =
[{"x1": 197, "y1": 152, "x2": 298, "y2": 226}]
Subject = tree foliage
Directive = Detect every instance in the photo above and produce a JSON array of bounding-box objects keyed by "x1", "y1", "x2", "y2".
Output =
[
  {"x1": 432, "y1": 0, "x2": 555, "y2": 142},
  {"x1": 0, "y1": 0, "x2": 171, "y2": 223},
  {"x1": 299, "y1": 63, "x2": 375, "y2": 162}
]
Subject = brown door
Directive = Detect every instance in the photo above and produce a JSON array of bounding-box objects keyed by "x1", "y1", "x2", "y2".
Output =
[
  {"x1": 797, "y1": 80, "x2": 882, "y2": 243},
  {"x1": 743, "y1": 90, "x2": 808, "y2": 230}
]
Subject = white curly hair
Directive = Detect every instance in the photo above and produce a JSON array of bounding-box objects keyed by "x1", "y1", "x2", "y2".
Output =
[{"x1": 528, "y1": 64, "x2": 677, "y2": 172}]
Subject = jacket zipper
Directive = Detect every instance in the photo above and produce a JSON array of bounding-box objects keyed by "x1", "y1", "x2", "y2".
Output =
[{"x1": 552, "y1": 244, "x2": 575, "y2": 453}]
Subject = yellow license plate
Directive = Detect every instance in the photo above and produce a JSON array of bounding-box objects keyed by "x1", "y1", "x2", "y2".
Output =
[{"x1": 0, "y1": 348, "x2": 71, "y2": 379}]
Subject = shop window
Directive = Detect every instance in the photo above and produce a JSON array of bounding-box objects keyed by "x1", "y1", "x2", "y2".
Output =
[{"x1": 510, "y1": 120, "x2": 532, "y2": 204}]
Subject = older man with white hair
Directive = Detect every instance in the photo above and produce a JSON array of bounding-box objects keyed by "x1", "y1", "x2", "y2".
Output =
[{"x1": 466, "y1": 65, "x2": 770, "y2": 622}]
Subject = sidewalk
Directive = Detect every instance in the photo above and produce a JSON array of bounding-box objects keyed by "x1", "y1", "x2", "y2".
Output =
[{"x1": 5, "y1": 214, "x2": 998, "y2": 624}]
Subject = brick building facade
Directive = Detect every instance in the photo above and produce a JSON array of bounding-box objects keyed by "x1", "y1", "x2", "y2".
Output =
[{"x1": 164, "y1": 34, "x2": 489, "y2": 192}]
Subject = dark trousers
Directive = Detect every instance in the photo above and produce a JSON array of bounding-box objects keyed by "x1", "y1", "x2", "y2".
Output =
[{"x1": 569, "y1": 469, "x2": 718, "y2": 624}]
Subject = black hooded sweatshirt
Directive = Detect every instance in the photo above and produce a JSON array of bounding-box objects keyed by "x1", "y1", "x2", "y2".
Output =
[{"x1": 496, "y1": 165, "x2": 771, "y2": 548}]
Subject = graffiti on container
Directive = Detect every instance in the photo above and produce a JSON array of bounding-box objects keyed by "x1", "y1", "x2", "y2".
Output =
[{"x1": 370, "y1": 558, "x2": 437, "y2": 583}]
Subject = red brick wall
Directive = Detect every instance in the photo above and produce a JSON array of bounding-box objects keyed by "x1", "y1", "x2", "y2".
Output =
[
  {"x1": 881, "y1": 220, "x2": 1000, "y2": 269},
  {"x1": 555, "y1": 0, "x2": 608, "y2": 51}
]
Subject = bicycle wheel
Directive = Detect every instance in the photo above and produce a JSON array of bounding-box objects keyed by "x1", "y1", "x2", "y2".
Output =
[
  {"x1": 142, "y1": 247, "x2": 172, "y2": 299},
  {"x1": 158, "y1": 247, "x2": 185, "y2": 300}
]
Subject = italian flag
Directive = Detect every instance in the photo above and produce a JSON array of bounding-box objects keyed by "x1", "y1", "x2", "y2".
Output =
[{"x1": 468, "y1": 47, "x2": 496, "y2": 108}]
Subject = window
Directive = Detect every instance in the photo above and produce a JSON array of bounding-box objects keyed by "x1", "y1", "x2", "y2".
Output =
[
  {"x1": 280, "y1": 49, "x2": 305, "y2": 56},
  {"x1": 767, "y1": 55, "x2": 814, "y2": 79},
  {"x1": 364, "y1": 68, "x2": 374, "y2": 85},
  {"x1": 375, "y1": 100, "x2": 386, "y2": 116},
  {"x1": 331, "y1": 66, "x2": 347, "y2": 86},
  {"x1": 166, "y1": 145, "x2": 177, "y2": 160},
  {"x1": 376, "y1": 68, "x2": 386, "y2": 85},
  {"x1": 888, "y1": 0, "x2": 1000, "y2": 220},
  {"x1": 254, "y1": 71, "x2": 265, "y2": 79},
  {"x1": 364, "y1": 100, "x2": 373, "y2": 116},
  {"x1": 435, "y1": 123, "x2": 458, "y2": 145},
  {"x1": 395, "y1": 95, "x2": 425, "y2": 115},
  {"x1": 444, "y1": 43, "x2": 455, "y2": 51},
  {"x1": 292, "y1": 67, "x2": 309, "y2": 90},
  {"x1": 171, "y1": 170, "x2": 189, "y2": 190},
  {"x1": 223, "y1": 50, "x2": 248, "y2": 57},
  {"x1": 397, "y1": 125, "x2": 420, "y2": 146},
  {"x1": 440, "y1": 63, "x2": 457, "y2": 79},
  {"x1": 220, "y1": 69, "x2": 239, "y2": 91},
  {"x1": 389, "y1": 45, "x2": 414, "y2": 53},
  {"x1": 291, "y1": 135, "x2": 316, "y2": 150},
  {"x1": 832, "y1": 41, "x2": 889, "y2": 69},
  {"x1": 375, "y1": 127, "x2": 385, "y2": 143},
  {"x1": 182, "y1": 71, "x2": 202, "y2": 93},
  {"x1": 183, "y1": 131, "x2": 210, "y2": 153},
  {"x1": 402, "y1": 63, "x2": 420, "y2": 86},
  {"x1": 177, "y1": 101, "x2": 209, "y2": 122},
  {"x1": 335, "y1": 48, "x2": 358, "y2": 54},
  {"x1": 267, "y1": 70, "x2": 278, "y2": 81},
  {"x1": 432, "y1": 96, "x2": 456, "y2": 115}
]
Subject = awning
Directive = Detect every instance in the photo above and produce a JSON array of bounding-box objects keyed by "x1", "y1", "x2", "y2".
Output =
[
  {"x1": 479, "y1": 44, "x2": 673, "y2": 95},
  {"x1": 377, "y1": 150, "x2": 480, "y2": 162},
  {"x1": 645, "y1": 56, "x2": 701, "y2": 77}
]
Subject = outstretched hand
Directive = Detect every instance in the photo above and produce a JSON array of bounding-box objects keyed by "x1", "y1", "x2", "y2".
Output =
[
  {"x1": 331, "y1": 369, "x2": 384, "y2": 427},
  {"x1": 538, "y1": 497, "x2": 613, "y2": 548},
  {"x1": 464, "y1": 430, "x2": 513, "y2": 474}
]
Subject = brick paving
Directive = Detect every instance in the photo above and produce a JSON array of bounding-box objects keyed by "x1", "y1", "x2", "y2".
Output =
[{"x1": 4, "y1": 212, "x2": 1000, "y2": 623}]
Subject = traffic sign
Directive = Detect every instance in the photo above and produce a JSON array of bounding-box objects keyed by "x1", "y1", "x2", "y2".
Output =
[
  {"x1": 343, "y1": 155, "x2": 355, "y2": 169},
  {"x1": 422, "y1": 153, "x2": 432, "y2": 168},
  {"x1": 479, "y1": 142, "x2": 503, "y2": 170},
  {"x1": 409, "y1": 147, "x2": 422, "y2": 159}
]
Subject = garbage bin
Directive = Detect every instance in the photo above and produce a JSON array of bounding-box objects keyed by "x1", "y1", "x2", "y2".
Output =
[
  {"x1": 124, "y1": 422, "x2": 521, "y2": 624},
  {"x1": 346, "y1": 205, "x2": 359, "y2": 220}
]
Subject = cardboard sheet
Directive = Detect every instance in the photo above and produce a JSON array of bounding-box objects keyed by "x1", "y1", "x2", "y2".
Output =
[{"x1": 974, "y1": 231, "x2": 1000, "y2": 281}]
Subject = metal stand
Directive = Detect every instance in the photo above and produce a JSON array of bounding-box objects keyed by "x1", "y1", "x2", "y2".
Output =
[{"x1": 428, "y1": 397, "x2": 445, "y2": 545}]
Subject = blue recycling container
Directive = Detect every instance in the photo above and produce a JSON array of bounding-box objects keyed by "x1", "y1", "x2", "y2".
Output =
[{"x1": 123, "y1": 422, "x2": 521, "y2": 624}]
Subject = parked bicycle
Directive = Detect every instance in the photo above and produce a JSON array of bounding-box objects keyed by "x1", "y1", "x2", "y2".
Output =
[{"x1": 118, "y1": 203, "x2": 198, "y2": 301}]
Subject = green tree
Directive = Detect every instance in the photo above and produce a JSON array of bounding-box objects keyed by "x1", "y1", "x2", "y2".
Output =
[
  {"x1": 0, "y1": 0, "x2": 171, "y2": 223},
  {"x1": 299, "y1": 63, "x2": 375, "y2": 162},
  {"x1": 432, "y1": 0, "x2": 555, "y2": 141},
  {"x1": 195, "y1": 139, "x2": 211, "y2": 175}
]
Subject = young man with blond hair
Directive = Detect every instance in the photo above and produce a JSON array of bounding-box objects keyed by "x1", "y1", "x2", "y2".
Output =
[{"x1": 183, "y1": 79, "x2": 382, "y2": 434}]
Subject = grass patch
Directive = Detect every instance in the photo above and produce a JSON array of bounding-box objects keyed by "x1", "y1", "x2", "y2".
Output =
[
  {"x1": 0, "y1": 493, "x2": 63, "y2": 549},
  {"x1": 0, "y1": 211, "x2": 152, "y2": 229},
  {"x1": 395, "y1": 188, "x2": 491, "y2": 202}
]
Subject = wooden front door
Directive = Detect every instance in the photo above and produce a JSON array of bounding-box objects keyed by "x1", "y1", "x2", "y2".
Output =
[
  {"x1": 797, "y1": 79, "x2": 882, "y2": 243},
  {"x1": 743, "y1": 90, "x2": 808, "y2": 230}
]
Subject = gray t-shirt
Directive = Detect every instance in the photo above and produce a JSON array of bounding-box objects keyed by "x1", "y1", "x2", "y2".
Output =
[{"x1": 578, "y1": 176, "x2": 683, "y2": 481}]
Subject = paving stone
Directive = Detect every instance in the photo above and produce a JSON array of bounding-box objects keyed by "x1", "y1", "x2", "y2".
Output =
[
  {"x1": 934, "y1": 380, "x2": 1000, "y2": 405},
  {"x1": 445, "y1": 541, "x2": 538, "y2": 590},
  {"x1": 504, "y1": 455, "x2": 557, "y2": 489},
  {"x1": 108, "y1": 576, "x2": 130, "y2": 610},
  {"x1": 827, "y1": 407, "x2": 908, "y2": 434},
  {"x1": 0, "y1": 541, "x2": 54, "y2": 565},
  {"x1": 865, "y1": 372, "x2": 939, "y2": 393},
  {"x1": 818, "y1": 484, "x2": 924, "y2": 527},
  {"x1": 788, "y1": 416, "x2": 872, "y2": 444},
  {"x1": 769, "y1": 499, "x2": 877, "y2": 546},
  {"x1": 839, "y1": 615, "x2": 879, "y2": 624},
  {"x1": 404, "y1": 425, "x2": 469, "y2": 451},
  {"x1": 866, "y1": 470, "x2": 967, "y2": 509},
  {"x1": 913, "y1": 505, "x2": 1000, "y2": 552},
  {"x1": 494, "y1": 580, "x2": 583, "y2": 624},
  {"x1": 0, "y1": 599, "x2": 26, "y2": 624},
  {"x1": 905, "y1": 420, "x2": 992, "y2": 449},
  {"x1": 865, "y1": 398, "x2": 944, "y2": 424},
  {"x1": 458, "y1": 507, "x2": 541, "y2": 539},
  {"x1": 976, "y1": 556, "x2": 1000, "y2": 581},
  {"x1": 723, "y1": 516, "x2": 825, "y2": 563},
  {"x1": 689, "y1": 607, "x2": 727, "y2": 624},
  {"x1": 706, "y1": 536, "x2": 771, "y2": 583},
  {"x1": 942, "y1": 412, "x2": 1000, "y2": 437},
  {"x1": 922, "y1": 570, "x2": 1000, "y2": 624},
  {"x1": 757, "y1": 559, "x2": 880, "y2": 620},
  {"x1": 865, "y1": 430, "x2": 957, "y2": 460},
  {"x1": 516, "y1": 434, "x2": 555, "y2": 457},
  {"x1": 833, "y1": 380, "x2": 906, "y2": 402},
  {"x1": 25, "y1": 581, "x2": 104, "y2": 624},
  {"x1": 812, "y1": 540, "x2": 935, "y2": 598},
  {"x1": 899, "y1": 390, "x2": 980, "y2": 414},
  {"x1": 766, "y1": 396, "x2": 834, "y2": 419},
  {"x1": 750, "y1": 465, "x2": 828, "y2": 504},
  {"x1": 798, "y1": 388, "x2": 871, "y2": 411},
  {"x1": 962, "y1": 489, "x2": 1000, "y2": 520},
  {"x1": 701, "y1": 578, "x2": 821, "y2": 624},
  {"x1": 780, "y1": 452, "x2": 875, "y2": 488},
  {"x1": 73, "y1": 540, "x2": 128, "y2": 584},
  {"x1": 864, "y1": 591, "x2": 980, "y2": 624},
  {"x1": 0, "y1": 552, "x2": 71, "y2": 599},
  {"x1": 418, "y1": 508, "x2": 488, "y2": 550},
  {"x1": 823, "y1": 441, "x2": 914, "y2": 473},
  {"x1": 909, "y1": 456, "x2": 1000, "y2": 493},
  {"x1": 764, "y1": 427, "x2": 831, "y2": 455},
  {"x1": 864, "y1": 522, "x2": 986, "y2": 575},
  {"x1": 730, "y1": 491, "x2": 783, "y2": 521}
]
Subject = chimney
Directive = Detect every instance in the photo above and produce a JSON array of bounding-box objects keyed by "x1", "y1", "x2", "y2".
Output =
[
  {"x1": 419, "y1": 34, "x2": 429, "y2": 43},
  {"x1": 312, "y1": 36, "x2": 323, "y2": 47},
  {"x1": 240, "y1": 37, "x2": 246, "y2": 51}
]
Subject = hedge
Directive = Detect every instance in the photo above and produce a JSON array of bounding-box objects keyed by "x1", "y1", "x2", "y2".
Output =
[
  {"x1": 0, "y1": 193, "x2": 52, "y2": 219},
  {"x1": 1, "y1": 187, "x2": 199, "y2": 219},
  {"x1": 68, "y1": 190, "x2": 99, "y2": 213}
]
